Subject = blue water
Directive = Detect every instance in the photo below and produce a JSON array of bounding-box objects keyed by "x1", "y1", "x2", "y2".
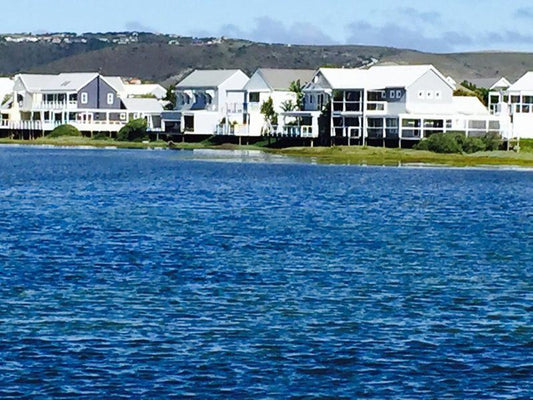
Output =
[{"x1": 0, "y1": 147, "x2": 532, "y2": 399}]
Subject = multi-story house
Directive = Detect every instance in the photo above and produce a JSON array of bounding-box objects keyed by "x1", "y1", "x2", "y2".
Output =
[
  {"x1": 1, "y1": 72, "x2": 163, "y2": 134},
  {"x1": 280, "y1": 65, "x2": 508, "y2": 144},
  {"x1": 216, "y1": 68, "x2": 315, "y2": 137},
  {"x1": 489, "y1": 72, "x2": 533, "y2": 138},
  {"x1": 161, "y1": 69, "x2": 249, "y2": 136}
]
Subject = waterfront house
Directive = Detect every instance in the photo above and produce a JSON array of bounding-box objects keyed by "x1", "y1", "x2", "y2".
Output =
[
  {"x1": 0, "y1": 72, "x2": 164, "y2": 134},
  {"x1": 279, "y1": 64, "x2": 508, "y2": 144},
  {"x1": 488, "y1": 72, "x2": 533, "y2": 138},
  {"x1": 161, "y1": 69, "x2": 249, "y2": 135},
  {"x1": 216, "y1": 68, "x2": 315, "y2": 137}
]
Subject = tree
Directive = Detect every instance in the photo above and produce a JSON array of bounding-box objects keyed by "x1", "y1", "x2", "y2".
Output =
[
  {"x1": 289, "y1": 79, "x2": 304, "y2": 110},
  {"x1": 163, "y1": 84, "x2": 176, "y2": 110},
  {"x1": 260, "y1": 96, "x2": 277, "y2": 135},
  {"x1": 280, "y1": 99, "x2": 296, "y2": 112}
]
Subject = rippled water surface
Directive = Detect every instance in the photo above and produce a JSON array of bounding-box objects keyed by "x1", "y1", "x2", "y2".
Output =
[{"x1": 0, "y1": 147, "x2": 532, "y2": 398}]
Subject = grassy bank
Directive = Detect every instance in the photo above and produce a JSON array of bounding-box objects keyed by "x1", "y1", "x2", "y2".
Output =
[
  {"x1": 278, "y1": 146, "x2": 533, "y2": 167},
  {"x1": 2, "y1": 136, "x2": 533, "y2": 168},
  {"x1": 0, "y1": 136, "x2": 168, "y2": 149}
]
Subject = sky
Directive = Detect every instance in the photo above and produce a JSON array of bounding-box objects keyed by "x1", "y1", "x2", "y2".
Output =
[{"x1": 2, "y1": 0, "x2": 533, "y2": 53}]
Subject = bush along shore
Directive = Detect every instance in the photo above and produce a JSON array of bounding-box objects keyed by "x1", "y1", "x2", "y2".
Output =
[{"x1": 1, "y1": 124, "x2": 533, "y2": 167}]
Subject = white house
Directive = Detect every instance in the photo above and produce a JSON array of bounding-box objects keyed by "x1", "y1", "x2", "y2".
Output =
[
  {"x1": 279, "y1": 64, "x2": 508, "y2": 143},
  {"x1": 0, "y1": 72, "x2": 164, "y2": 134},
  {"x1": 162, "y1": 69, "x2": 249, "y2": 135},
  {"x1": 489, "y1": 72, "x2": 533, "y2": 138},
  {"x1": 216, "y1": 68, "x2": 315, "y2": 137}
]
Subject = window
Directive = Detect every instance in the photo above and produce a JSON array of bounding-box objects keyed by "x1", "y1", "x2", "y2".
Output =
[
  {"x1": 81, "y1": 92, "x2": 88, "y2": 104},
  {"x1": 120, "y1": 113, "x2": 126, "y2": 121},
  {"x1": 427, "y1": 91, "x2": 433, "y2": 99},
  {"x1": 249, "y1": 92, "x2": 260, "y2": 103},
  {"x1": 418, "y1": 91, "x2": 424, "y2": 99},
  {"x1": 107, "y1": 93, "x2": 114, "y2": 105},
  {"x1": 390, "y1": 90, "x2": 396, "y2": 99},
  {"x1": 396, "y1": 90, "x2": 402, "y2": 99},
  {"x1": 435, "y1": 91, "x2": 442, "y2": 99},
  {"x1": 309, "y1": 95, "x2": 314, "y2": 104}
]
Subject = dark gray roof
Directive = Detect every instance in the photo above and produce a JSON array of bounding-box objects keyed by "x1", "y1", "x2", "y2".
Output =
[
  {"x1": 257, "y1": 69, "x2": 315, "y2": 90},
  {"x1": 467, "y1": 77, "x2": 506, "y2": 89}
]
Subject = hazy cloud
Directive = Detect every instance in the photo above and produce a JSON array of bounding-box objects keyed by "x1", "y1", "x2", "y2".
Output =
[
  {"x1": 195, "y1": 17, "x2": 337, "y2": 45},
  {"x1": 125, "y1": 21, "x2": 157, "y2": 33},
  {"x1": 514, "y1": 7, "x2": 533, "y2": 19},
  {"x1": 396, "y1": 7, "x2": 442, "y2": 23},
  {"x1": 345, "y1": 21, "x2": 472, "y2": 52}
]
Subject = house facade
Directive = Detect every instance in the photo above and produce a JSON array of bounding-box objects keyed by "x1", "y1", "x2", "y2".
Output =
[
  {"x1": 0, "y1": 73, "x2": 163, "y2": 134},
  {"x1": 161, "y1": 69, "x2": 249, "y2": 135},
  {"x1": 279, "y1": 65, "x2": 508, "y2": 143},
  {"x1": 216, "y1": 68, "x2": 315, "y2": 137},
  {"x1": 488, "y1": 72, "x2": 533, "y2": 138}
]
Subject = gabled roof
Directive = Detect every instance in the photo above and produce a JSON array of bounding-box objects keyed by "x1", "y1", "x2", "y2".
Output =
[
  {"x1": 101, "y1": 76, "x2": 125, "y2": 94},
  {"x1": 0, "y1": 77, "x2": 14, "y2": 94},
  {"x1": 123, "y1": 83, "x2": 166, "y2": 99},
  {"x1": 17, "y1": 72, "x2": 125, "y2": 93},
  {"x1": 366, "y1": 65, "x2": 454, "y2": 90},
  {"x1": 122, "y1": 98, "x2": 164, "y2": 113},
  {"x1": 508, "y1": 72, "x2": 533, "y2": 91},
  {"x1": 176, "y1": 69, "x2": 246, "y2": 88},
  {"x1": 315, "y1": 68, "x2": 369, "y2": 90},
  {"x1": 255, "y1": 69, "x2": 315, "y2": 91},
  {"x1": 468, "y1": 77, "x2": 510, "y2": 90},
  {"x1": 312, "y1": 65, "x2": 454, "y2": 91}
]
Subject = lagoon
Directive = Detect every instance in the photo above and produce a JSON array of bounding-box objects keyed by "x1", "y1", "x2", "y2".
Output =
[{"x1": 0, "y1": 147, "x2": 532, "y2": 398}]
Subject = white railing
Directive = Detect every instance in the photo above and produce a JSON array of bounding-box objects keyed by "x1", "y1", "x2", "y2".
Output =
[
  {"x1": 283, "y1": 125, "x2": 315, "y2": 138},
  {"x1": 225, "y1": 103, "x2": 245, "y2": 114},
  {"x1": 0, "y1": 120, "x2": 42, "y2": 130},
  {"x1": 37, "y1": 101, "x2": 78, "y2": 110},
  {"x1": 215, "y1": 124, "x2": 249, "y2": 136}
]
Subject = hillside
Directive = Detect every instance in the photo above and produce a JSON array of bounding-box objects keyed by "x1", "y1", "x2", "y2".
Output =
[{"x1": 1, "y1": 33, "x2": 533, "y2": 85}]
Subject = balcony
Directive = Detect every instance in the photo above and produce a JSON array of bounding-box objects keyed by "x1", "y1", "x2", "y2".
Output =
[
  {"x1": 282, "y1": 125, "x2": 315, "y2": 138},
  {"x1": 225, "y1": 102, "x2": 245, "y2": 114},
  {"x1": 37, "y1": 101, "x2": 78, "y2": 110}
]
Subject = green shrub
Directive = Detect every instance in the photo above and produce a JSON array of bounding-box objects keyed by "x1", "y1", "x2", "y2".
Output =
[
  {"x1": 415, "y1": 132, "x2": 501, "y2": 154},
  {"x1": 117, "y1": 118, "x2": 148, "y2": 141},
  {"x1": 415, "y1": 133, "x2": 462, "y2": 153},
  {"x1": 481, "y1": 132, "x2": 501, "y2": 151},
  {"x1": 462, "y1": 137, "x2": 486, "y2": 153},
  {"x1": 47, "y1": 124, "x2": 82, "y2": 138}
]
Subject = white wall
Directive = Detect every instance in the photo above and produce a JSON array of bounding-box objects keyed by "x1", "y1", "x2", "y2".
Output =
[
  {"x1": 407, "y1": 70, "x2": 453, "y2": 106},
  {"x1": 512, "y1": 114, "x2": 533, "y2": 138}
]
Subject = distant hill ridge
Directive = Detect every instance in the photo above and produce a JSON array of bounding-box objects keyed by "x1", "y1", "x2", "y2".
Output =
[{"x1": 1, "y1": 32, "x2": 533, "y2": 85}]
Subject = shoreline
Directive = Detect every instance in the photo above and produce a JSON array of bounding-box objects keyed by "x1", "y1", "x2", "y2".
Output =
[{"x1": 2, "y1": 137, "x2": 533, "y2": 168}]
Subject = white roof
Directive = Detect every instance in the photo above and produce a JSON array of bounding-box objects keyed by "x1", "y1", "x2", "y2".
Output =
[
  {"x1": 508, "y1": 72, "x2": 533, "y2": 91},
  {"x1": 102, "y1": 76, "x2": 125, "y2": 94},
  {"x1": 17, "y1": 73, "x2": 125, "y2": 93},
  {"x1": 0, "y1": 77, "x2": 14, "y2": 94},
  {"x1": 315, "y1": 65, "x2": 454, "y2": 91},
  {"x1": 406, "y1": 96, "x2": 489, "y2": 116},
  {"x1": 317, "y1": 68, "x2": 370, "y2": 90},
  {"x1": 123, "y1": 83, "x2": 166, "y2": 99},
  {"x1": 177, "y1": 69, "x2": 246, "y2": 88},
  {"x1": 122, "y1": 98, "x2": 164, "y2": 113}
]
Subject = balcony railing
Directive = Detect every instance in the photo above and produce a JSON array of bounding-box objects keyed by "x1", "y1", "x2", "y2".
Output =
[
  {"x1": 37, "y1": 101, "x2": 78, "y2": 110},
  {"x1": 225, "y1": 102, "x2": 245, "y2": 114},
  {"x1": 283, "y1": 125, "x2": 315, "y2": 138}
]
